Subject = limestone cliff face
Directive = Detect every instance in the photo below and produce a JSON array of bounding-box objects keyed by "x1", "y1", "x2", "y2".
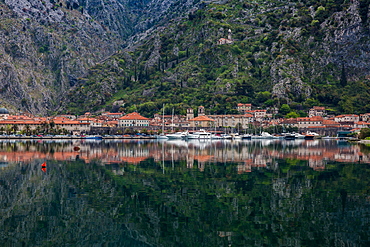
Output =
[
  {"x1": 271, "y1": 0, "x2": 370, "y2": 100},
  {"x1": 0, "y1": 0, "x2": 200, "y2": 115},
  {"x1": 0, "y1": 0, "x2": 120, "y2": 115}
]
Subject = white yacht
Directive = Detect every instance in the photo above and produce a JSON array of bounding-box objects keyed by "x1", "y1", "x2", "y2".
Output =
[
  {"x1": 304, "y1": 131, "x2": 320, "y2": 139},
  {"x1": 186, "y1": 129, "x2": 212, "y2": 139},
  {"x1": 293, "y1": 132, "x2": 305, "y2": 139},
  {"x1": 166, "y1": 131, "x2": 189, "y2": 139}
]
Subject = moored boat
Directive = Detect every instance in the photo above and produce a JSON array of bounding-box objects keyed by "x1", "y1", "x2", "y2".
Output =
[
  {"x1": 304, "y1": 131, "x2": 319, "y2": 140},
  {"x1": 84, "y1": 135, "x2": 103, "y2": 140},
  {"x1": 283, "y1": 133, "x2": 296, "y2": 140},
  {"x1": 293, "y1": 132, "x2": 305, "y2": 139},
  {"x1": 186, "y1": 129, "x2": 212, "y2": 139},
  {"x1": 166, "y1": 131, "x2": 188, "y2": 139},
  {"x1": 241, "y1": 134, "x2": 252, "y2": 139}
]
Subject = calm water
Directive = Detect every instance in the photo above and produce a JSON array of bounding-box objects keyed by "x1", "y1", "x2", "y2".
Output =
[{"x1": 0, "y1": 139, "x2": 370, "y2": 246}]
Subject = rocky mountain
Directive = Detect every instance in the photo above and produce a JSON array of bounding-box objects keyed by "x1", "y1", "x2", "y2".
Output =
[
  {"x1": 2, "y1": 0, "x2": 370, "y2": 116},
  {"x1": 62, "y1": 0, "x2": 370, "y2": 117},
  {"x1": 0, "y1": 0, "x2": 202, "y2": 115}
]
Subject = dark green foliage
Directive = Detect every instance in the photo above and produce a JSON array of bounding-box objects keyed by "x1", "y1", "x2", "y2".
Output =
[
  {"x1": 235, "y1": 80, "x2": 254, "y2": 97},
  {"x1": 280, "y1": 104, "x2": 292, "y2": 115}
]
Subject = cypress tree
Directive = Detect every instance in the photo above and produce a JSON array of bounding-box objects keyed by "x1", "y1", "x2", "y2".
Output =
[{"x1": 340, "y1": 63, "x2": 347, "y2": 87}]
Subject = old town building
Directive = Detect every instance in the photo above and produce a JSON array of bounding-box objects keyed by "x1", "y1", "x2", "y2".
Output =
[{"x1": 118, "y1": 112, "x2": 150, "y2": 127}]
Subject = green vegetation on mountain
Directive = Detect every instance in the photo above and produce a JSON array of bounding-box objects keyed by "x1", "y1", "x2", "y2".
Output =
[{"x1": 64, "y1": 0, "x2": 370, "y2": 117}]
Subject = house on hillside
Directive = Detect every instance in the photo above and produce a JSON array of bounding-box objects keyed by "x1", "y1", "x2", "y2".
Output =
[
  {"x1": 245, "y1": 110, "x2": 267, "y2": 122},
  {"x1": 308, "y1": 106, "x2": 326, "y2": 117},
  {"x1": 217, "y1": 29, "x2": 234, "y2": 45},
  {"x1": 237, "y1": 103, "x2": 252, "y2": 114},
  {"x1": 217, "y1": 38, "x2": 233, "y2": 45}
]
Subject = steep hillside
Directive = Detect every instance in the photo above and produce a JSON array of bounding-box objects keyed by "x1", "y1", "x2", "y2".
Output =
[
  {"x1": 0, "y1": 0, "x2": 201, "y2": 115},
  {"x1": 64, "y1": 0, "x2": 370, "y2": 117},
  {"x1": 0, "y1": 0, "x2": 120, "y2": 115}
]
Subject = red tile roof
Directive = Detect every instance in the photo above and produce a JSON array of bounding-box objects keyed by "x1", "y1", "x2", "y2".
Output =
[
  {"x1": 356, "y1": 121, "x2": 370, "y2": 125},
  {"x1": 107, "y1": 112, "x2": 119, "y2": 115},
  {"x1": 6, "y1": 115, "x2": 33, "y2": 121},
  {"x1": 189, "y1": 116, "x2": 215, "y2": 122},
  {"x1": 119, "y1": 112, "x2": 149, "y2": 120},
  {"x1": 313, "y1": 106, "x2": 325, "y2": 110},
  {"x1": 335, "y1": 114, "x2": 359, "y2": 118}
]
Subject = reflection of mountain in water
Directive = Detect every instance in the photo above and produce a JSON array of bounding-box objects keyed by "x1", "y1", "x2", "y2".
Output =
[
  {"x1": 0, "y1": 160, "x2": 152, "y2": 246},
  {"x1": 0, "y1": 150, "x2": 370, "y2": 246},
  {"x1": 0, "y1": 139, "x2": 367, "y2": 171}
]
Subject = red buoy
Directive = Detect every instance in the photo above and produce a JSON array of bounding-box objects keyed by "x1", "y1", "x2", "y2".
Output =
[{"x1": 41, "y1": 162, "x2": 46, "y2": 172}]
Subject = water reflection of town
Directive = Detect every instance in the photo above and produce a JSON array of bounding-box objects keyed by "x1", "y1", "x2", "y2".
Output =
[{"x1": 0, "y1": 139, "x2": 368, "y2": 172}]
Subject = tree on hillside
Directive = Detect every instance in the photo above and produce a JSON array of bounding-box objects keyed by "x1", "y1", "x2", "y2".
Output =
[
  {"x1": 235, "y1": 80, "x2": 254, "y2": 97},
  {"x1": 279, "y1": 104, "x2": 291, "y2": 116},
  {"x1": 285, "y1": 112, "x2": 299, "y2": 118}
]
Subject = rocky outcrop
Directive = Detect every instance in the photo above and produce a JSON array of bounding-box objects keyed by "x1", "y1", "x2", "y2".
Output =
[
  {"x1": 0, "y1": 1, "x2": 120, "y2": 114},
  {"x1": 271, "y1": 55, "x2": 311, "y2": 101},
  {"x1": 0, "y1": 0, "x2": 204, "y2": 115},
  {"x1": 270, "y1": 0, "x2": 370, "y2": 100}
]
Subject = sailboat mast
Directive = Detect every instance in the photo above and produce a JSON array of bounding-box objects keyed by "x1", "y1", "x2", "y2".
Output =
[
  {"x1": 171, "y1": 108, "x2": 174, "y2": 132},
  {"x1": 162, "y1": 104, "x2": 165, "y2": 134}
]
